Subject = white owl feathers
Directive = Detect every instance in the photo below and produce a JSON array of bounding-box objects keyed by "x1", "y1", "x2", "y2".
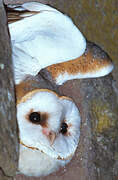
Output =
[{"x1": 8, "y1": 1, "x2": 114, "y2": 177}]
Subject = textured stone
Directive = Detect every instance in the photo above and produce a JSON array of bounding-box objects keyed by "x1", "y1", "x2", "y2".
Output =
[{"x1": 0, "y1": 1, "x2": 18, "y2": 179}]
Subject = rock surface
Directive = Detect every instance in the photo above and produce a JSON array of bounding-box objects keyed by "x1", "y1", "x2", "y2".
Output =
[{"x1": 0, "y1": 1, "x2": 18, "y2": 179}]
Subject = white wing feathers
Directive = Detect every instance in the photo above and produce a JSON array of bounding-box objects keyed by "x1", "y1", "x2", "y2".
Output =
[{"x1": 9, "y1": 2, "x2": 86, "y2": 84}]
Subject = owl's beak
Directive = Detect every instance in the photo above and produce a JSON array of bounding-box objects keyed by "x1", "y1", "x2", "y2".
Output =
[
  {"x1": 48, "y1": 131, "x2": 56, "y2": 145},
  {"x1": 42, "y1": 128, "x2": 56, "y2": 145}
]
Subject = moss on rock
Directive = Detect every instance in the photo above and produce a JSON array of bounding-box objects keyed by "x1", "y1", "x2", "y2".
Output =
[{"x1": 91, "y1": 100, "x2": 116, "y2": 134}]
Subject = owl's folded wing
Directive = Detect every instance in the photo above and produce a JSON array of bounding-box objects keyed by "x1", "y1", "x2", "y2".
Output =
[{"x1": 7, "y1": 2, "x2": 86, "y2": 84}]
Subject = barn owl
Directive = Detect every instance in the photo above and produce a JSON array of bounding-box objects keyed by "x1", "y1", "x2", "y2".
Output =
[
  {"x1": 7, "y1": 2, "x2": 114, "y2": 177},
  {"x1": 7, "y1": 2, "x2": 84, "y2": 176}
]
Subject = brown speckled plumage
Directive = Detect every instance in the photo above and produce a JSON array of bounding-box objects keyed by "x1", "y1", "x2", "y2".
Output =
[{"x1": 47, "y1": 41, "x2": 113, "y2": 80}]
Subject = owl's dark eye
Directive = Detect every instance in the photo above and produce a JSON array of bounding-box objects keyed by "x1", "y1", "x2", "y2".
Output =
[
  {"x1": 29, "y1": 112, "x2": 41, "y2": 124},
  {"x1": 60, "y1": 122, "x2": 68, "y2": 134}
]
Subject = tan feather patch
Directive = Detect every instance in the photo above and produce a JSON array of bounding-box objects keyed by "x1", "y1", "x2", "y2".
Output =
[{"x1": 47, "y1": 42, "x2": 113, "y2": 80}]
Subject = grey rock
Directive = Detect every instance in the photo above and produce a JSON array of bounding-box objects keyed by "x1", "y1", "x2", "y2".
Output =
[{"x1": 0, "y1": 1, "x2": 18, "y2": 179}]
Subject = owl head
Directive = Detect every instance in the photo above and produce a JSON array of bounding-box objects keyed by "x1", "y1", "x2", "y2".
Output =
[{"x1": 17, "y1": 89, "x2": 81, "y2": 160}]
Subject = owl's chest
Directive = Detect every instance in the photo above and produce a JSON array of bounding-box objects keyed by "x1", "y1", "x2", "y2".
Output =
[{"x1": 18, "y1": 144, "x2": 66, "y2": 176}]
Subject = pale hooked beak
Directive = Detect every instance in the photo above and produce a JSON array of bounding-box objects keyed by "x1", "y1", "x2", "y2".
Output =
[{"x1": 42, "y1": 128, "x2": 56, "y2": 145}]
